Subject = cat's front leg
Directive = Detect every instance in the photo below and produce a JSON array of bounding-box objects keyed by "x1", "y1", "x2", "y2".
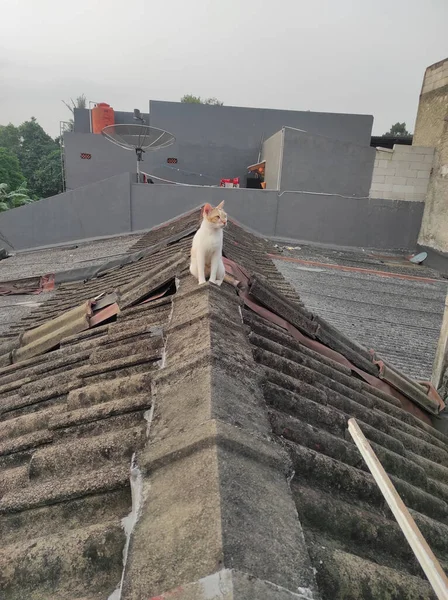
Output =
[
  {"x1": 213, "y1": 259, "x2": 225, "y2": 286},
  {"x1": 209, "y1": 252, "x2": 220, "y2": 285},
  {"x1": 196, "y1": 251, "x2": 207, "y2": 285}
]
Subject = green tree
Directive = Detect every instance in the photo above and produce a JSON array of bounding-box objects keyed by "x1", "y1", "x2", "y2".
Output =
[
  {"x1": 0, "y1": 123, "x2": 21, "y2": 155},
  {"x1": 203, "y1": 97, "x2": 224, "y2": 106},
  {"x1": 62, "y1": 94, "x2": 87, "y2": 131},
  {"x1": 181, "y1": 94, "x2": 223, "y2": 106},
  {"x1": 17, "y1": 117, "x2": 59, "y2": 197},
  {"x1": 0, "y1": 148, "x2": 25, "y2": 191},
  {"x1": 0, "y1": 182, "x2": 33, "y2": 212},
  {"x1": 181, "y1": 94, "x2": 202, "y2": 103},
  {"x1": 382, "y1": 122, "x2": 412, "y2": 137},
  {"x1": 33, "y1": 149, "x2": 63, "y2": 198}
]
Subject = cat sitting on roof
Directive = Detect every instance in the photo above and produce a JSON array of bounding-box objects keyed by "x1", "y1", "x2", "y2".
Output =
[{"x1": 190, "y1": 201, "x2": 227, "y2": 286}]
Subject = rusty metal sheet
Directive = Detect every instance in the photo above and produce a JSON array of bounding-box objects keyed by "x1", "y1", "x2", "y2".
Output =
[
  {"x1": 0, "y1": 273, "x2": 55, "y2": 296},
  {"x1": 89, "y1": 303, "x2": 120, "y2": 327},
  {"x1": 0, "y1": 276, "x2": 42, "y2": 296}
]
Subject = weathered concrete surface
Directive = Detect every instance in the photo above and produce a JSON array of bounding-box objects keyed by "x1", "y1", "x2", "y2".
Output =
[
  {"x1": 142, "y1": 569, "x2": 316, "y2": 599},
  {"x1": 141, "y1": 569, "x2": 317, "y2": 599},
  {"x1": 414, "y1": 59, "x2": 448, "y2": 147},
  {"x1": 415, "y1": 58, "x2": 448, "y2": 255},
  {"x1": 418, "y1": 114, "x2": 448, "y2": 254},
  {"x1": 120, "y1": 277, "x2": 320, "y2": 599}
]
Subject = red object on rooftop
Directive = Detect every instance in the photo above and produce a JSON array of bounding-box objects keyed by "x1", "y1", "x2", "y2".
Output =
[
  {"x1": 91, "y1": 103, "x2": 115, "y2": 134},
  {"x1": 220, "y1": 177, "x2": 240, "y2": 188}
]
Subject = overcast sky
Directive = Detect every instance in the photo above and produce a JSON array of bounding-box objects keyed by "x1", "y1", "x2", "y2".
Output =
[{"x1": 1, "y1": 0, "x2": 447, "y2": 138}]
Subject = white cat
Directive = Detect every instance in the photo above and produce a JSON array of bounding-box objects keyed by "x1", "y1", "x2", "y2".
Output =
[{"x1": 190, "y1": 201, "x2": 227, "y2": 285}]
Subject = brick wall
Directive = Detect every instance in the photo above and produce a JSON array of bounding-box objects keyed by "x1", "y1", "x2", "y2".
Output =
[{"x1": 369, "y1": 145, "x2": 434, "y2": 202}]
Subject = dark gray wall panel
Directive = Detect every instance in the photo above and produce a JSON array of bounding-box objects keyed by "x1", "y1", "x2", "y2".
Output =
[
  {"x1": 131, "y1": 185, "x2": 278, "y2": 237},
  {"x1": 0, "y1": 173, "x2": 131, "y2": 250},
  {"x1": 275, "y1": 193, "x2": 424, "y2": 249},
  {"x1": 0, "y1": 177, "x2": 423, "y2": 253},
  {"x1": 279, "y1": 127, "x2": 375, "y2": 196},
  {"x1": 64, "y1": 133, "x2": 136, "y2": 190},
  {"x1": 145, "y1": 101, "x2": 374, "y2": 187}
]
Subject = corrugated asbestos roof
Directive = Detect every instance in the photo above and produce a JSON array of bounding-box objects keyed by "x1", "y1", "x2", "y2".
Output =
[
  {"x1": 0, "y1": 208, "x2": 447, "y2": 599},
  {"x1": 273, "y1": 245, "x2": 447, "y2": 381}
]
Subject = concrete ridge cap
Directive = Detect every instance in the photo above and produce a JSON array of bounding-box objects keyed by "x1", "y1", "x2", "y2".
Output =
[
  {"x1": 145, "y1": 568, "x2": 320, "y2": 599},
  {"x1": 141, "y1": 419, "x2": 291, "y2": 476}
]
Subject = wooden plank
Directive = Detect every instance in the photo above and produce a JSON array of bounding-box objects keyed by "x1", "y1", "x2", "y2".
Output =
[
  {"x1": 432, "y1": 292, "x2": 448, "y2": 390},
  {"x1": 348, "y1": 418, "x2": 448, "y2": 600}
]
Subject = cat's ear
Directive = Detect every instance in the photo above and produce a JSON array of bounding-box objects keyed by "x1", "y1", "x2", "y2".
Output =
[
  {"x1": 216, "y1": 201, "x2": 225, "y2": 210},
  {"x1": 203, "y1": 203, "x2": 213, "y2": 216}
]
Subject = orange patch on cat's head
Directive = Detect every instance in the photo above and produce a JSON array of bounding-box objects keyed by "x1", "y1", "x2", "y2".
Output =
[{"x1": 203, "y1": 201, "x2": 227, "y2": 228}]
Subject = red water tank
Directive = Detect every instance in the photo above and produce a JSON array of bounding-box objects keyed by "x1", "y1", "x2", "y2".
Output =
[{"x1": 91, "y1": 103, "x2": 115, "y2": 134}]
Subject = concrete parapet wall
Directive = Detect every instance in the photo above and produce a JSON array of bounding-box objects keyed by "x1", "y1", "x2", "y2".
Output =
[{"x1": 0, "y1": 177, "x2": 424, "y2": 252}]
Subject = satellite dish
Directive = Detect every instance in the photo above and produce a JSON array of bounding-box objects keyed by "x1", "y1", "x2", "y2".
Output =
[
  {"x1": 409, "y1": 251, "x2": 428, "y2": 264},
  {"x1": 102, "y1": 123, "x2": 175, "y2": 182}
]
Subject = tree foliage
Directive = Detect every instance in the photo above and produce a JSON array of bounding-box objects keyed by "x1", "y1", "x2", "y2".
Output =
[
  {"x1": 33, "y1": 149, "x2": 63, "y2": 199},
  {"x1": 382, "y1": 122, "x2": 412, "y2": 137},
  {"x1": 17, "y1": 117, "x2": 59, "y2": 197},
  {"x1": 0, "y1": 182, "x2": 33, "y2": 212},
  {"x1": 63, "y1": 94, "x2": 87, "y2": 131},
  {"x1": 181, "y1": 94, "x2": 223, "y2": 106},
  {"x1": 204, "y1": 97, "x2": 224, "y2": 106},
  {"x1": 0, "y1": 148, "x2": 25, "y2": 192},
  {"x1": 62, "y1": 94, "x2": 87, "y2": 114},
  {"x1": 0, "y1": 116, "x2": 62, "y2": 206},
  {"x1": 0, "y1": 124, "x2": 21, "y2": 155}
]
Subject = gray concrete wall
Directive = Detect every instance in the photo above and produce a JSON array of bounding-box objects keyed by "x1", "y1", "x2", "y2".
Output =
[
  {"x1": 131, "y1": 185, "x2": 279, "y2": 236},
  {"x1": 64, "y1": 132, "x2": 137, "y2": 190},
  {"x1": 0, "y1": 177, "x2": 423, "y2": 252},
  {"x1": 0, "y1": 173, "x2": 132, "y2": 250},
  {"x1": 144, "y1": 101, "x2": 374, "y2": 187},
  {"x1": 73, "y1": 108, "x2": 149, "y2": 133},
  {"x1": 261, "y1": 130, "x2": 283, "y2": 190},
  {"x1": 275, "y1": 193, "x2": 424, "y2": 249},
  {"x1": 279, "y1": 127, "x2": 376, "y2": 196},
  {"x1": 67, "y1": 101, "x2": 373, "y2": 191}
]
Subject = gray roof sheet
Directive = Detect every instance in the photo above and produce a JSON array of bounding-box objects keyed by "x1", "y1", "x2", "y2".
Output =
[{"x1": 274, "y1": 245, "x2": 447, "y2": 381}]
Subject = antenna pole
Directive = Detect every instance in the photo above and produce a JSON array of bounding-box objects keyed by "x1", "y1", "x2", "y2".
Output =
[{"x1": 135, "y1": 147, "x2": 144, "y2": 183}]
